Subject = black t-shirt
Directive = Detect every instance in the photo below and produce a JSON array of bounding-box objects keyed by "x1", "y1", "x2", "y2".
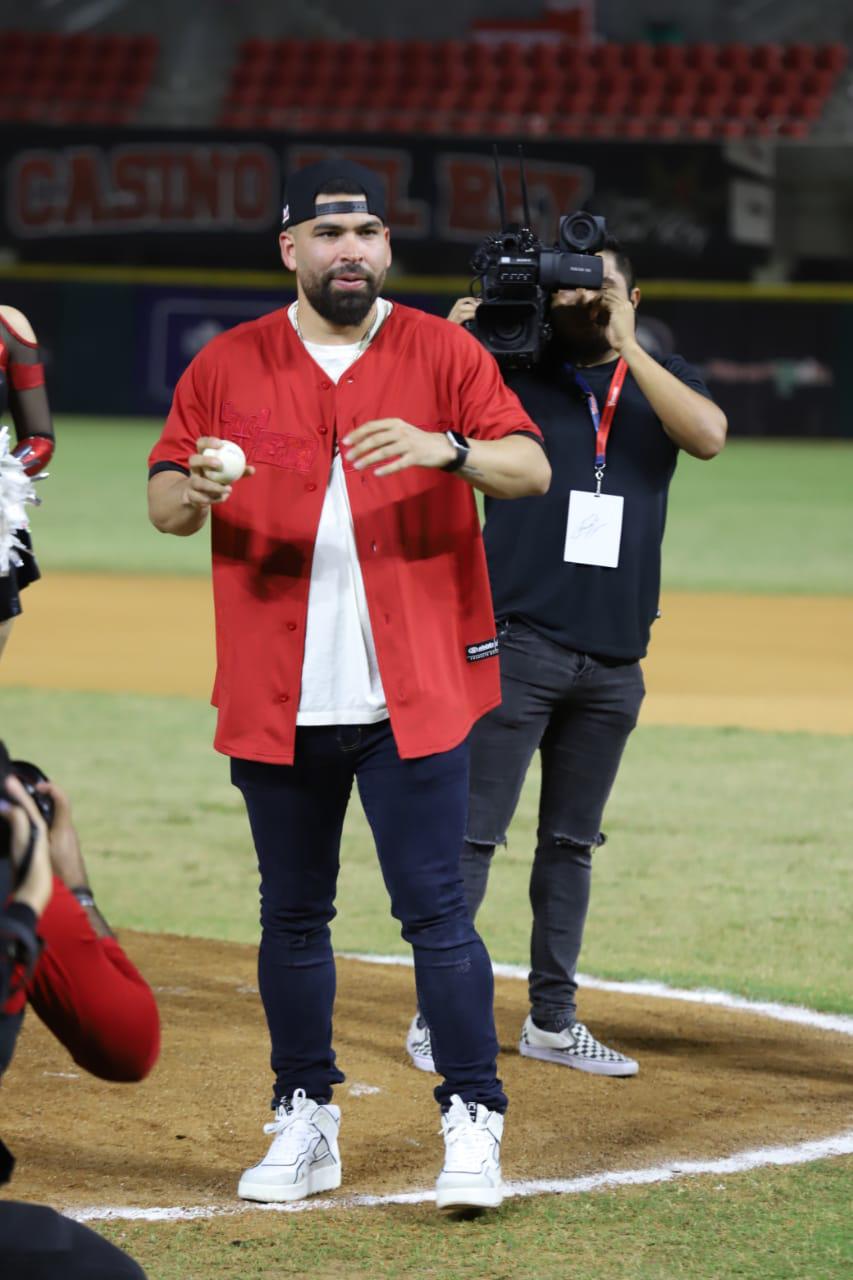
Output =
[{"x1": 484, "y1": 353, "x2": 712, "y2": 661}]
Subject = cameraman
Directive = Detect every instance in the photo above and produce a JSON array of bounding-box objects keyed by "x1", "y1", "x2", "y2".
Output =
[
  {"x1": 1, "y1": 775, "x2": 147, "y2": 1278},
  {"x1": 4, "y1": 773, "x2": 160, "y2": 1084},
  {"x1": 408, "y1": 237, "x2": 727, "y2": 1079}
]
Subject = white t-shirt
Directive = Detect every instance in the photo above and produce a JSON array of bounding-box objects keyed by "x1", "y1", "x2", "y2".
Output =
[{"x1": 289, "y1": 299, "x2": 392, "y2": 725}]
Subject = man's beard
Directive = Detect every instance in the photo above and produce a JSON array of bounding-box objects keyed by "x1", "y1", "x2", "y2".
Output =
[
  {"x1": 550, "y1": 303, "x2": 613, "y2": 364},
  {"x1": 301, "y1": 265, "x2": 384, "y2": 328}
]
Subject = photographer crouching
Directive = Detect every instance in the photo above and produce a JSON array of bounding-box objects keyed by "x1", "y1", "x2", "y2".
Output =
[
  {"x1": 408, "y1": 224, "x2": 727, "y2": 1080},
  {"x1": 1, "y1": 756, "x2": 147, "y2": 1277},
  {"x1": 1, "y1": 747, "x2": 160, "y2": 1083}
]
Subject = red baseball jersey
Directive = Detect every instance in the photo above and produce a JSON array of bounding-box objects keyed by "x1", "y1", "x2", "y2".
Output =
[{"x1": 149, "y1": 302, "x2": 543, "y2": 762}]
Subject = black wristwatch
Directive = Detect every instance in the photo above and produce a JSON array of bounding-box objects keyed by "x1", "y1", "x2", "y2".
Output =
[{"x1": 441, "y1": 430, "x2": 471, "y2": 473}]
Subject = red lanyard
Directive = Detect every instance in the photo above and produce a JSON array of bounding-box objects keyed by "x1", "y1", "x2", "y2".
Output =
[{"x1": 570, "y1": 357, "x2": 628, "y2": 492}]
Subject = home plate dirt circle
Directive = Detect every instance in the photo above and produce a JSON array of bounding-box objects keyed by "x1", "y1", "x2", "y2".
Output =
[{"x1": 4, "y1": 933, "x2": 851, "y2": 1215}]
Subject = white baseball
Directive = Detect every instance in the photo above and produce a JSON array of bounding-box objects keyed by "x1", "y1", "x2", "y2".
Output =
[{"x1": 202, "y1": 440, "x2": 246, "y2": 484}]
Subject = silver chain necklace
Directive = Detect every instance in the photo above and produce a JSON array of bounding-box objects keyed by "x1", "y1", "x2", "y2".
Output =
[{"x1": 293, "y1": 300, "x2": 385, "y2": 356}]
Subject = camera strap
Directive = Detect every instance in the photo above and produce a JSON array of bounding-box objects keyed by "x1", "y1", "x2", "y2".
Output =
[{"x1": 569, "y1": 357, "x2": 628, "y2": 495}]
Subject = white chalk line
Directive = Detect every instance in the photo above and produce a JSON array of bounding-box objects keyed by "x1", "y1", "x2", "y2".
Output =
[
  {"x1": 67, "y1": 953, "x2": 853, "y2": 1224},
  {"x1": 70, "y1": 1130, "x2": 853, "y2": 1223},
  {"x1": 342, "y1": 951, "x2": 853, "y2": 1037}
]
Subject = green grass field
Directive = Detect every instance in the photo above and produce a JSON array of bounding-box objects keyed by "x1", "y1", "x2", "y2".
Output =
[
  {"x1": 3, "y1": 422, "x2": 852, "y2": 1279},
  {"x1": 33, "y1": 419, "x2": 853, "y2": 592}
]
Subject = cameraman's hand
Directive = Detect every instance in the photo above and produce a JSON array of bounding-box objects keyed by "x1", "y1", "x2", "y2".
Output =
[
  {"x1": 35, "y1": 780, "x2": 88, "y2": 889},
  {"x1": 447, "y1": 297, "x2": 480, "y2": 327},
  {"x1": 2, "y1": 775, "x2": 52, "y2": 916},
  {"x1": 600, "y1": 283, "x2": 638, "y2": 354}
]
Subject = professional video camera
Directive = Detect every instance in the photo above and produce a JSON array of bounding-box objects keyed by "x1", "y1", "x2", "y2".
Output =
[
  {"x1": 467, "y1": 150, "x2": 608, "y2": 367},
  {"x1": 0, "y1": 740, "x2": 53, "y2": 896}
]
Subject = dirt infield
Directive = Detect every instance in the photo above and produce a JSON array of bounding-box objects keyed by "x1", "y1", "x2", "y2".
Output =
[
  {"x1": 2, "y1": 574, "x2": 851, "y2": 1219},
  {"x1": 3, "y1": 573, "x2": 852, "y2": 733},
  {"x1": 4, "y1": 933, "x2": 851, "y2": 1213}
]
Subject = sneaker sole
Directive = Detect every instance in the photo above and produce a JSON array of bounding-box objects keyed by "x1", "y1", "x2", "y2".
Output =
[
  {"x1": 407, "y1": 1049, "x2": 437, "y2": 1074},
  {"x1": 519, "y1": 1041, "x2": 639, "y2": 1077},
  {"x1": 436, "y1": 1184, "x2": 504, "y2": 1211},
  {"x1": 237, "y1": 1162, "x2": 342, "y2": 1203}
]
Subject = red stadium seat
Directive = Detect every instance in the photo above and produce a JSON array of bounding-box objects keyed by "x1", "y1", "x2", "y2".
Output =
[
  {"x1": 801, "y1": 68, "x2": 836, "y2": 96},
  {"x1": 815, "y1": 42, "x2": 847, "y2": 74},
  {"x1": 724, "y1": 94, "x2": 760, "y2": 123},
  {"x1": 778, "y1": 119, "x2": 811, "y2": 138},
  {"x1": 210, "y1": 36, "x2": 846, "y2": 138},
  {"x1": 691, "y1": 92, "x2": 725, "y2": 120},
  {"x1": 732, "y1": 68, "x2": 767, "y2": 97},
  {"x1": 622, "y1": 116, "x2": 654, "y2": 137},
  {"x1": 751, "y1": 43, "x2": 785, "y2": 73},
  {"x1": 792, "y1": 94, "x2": 825, "y2": 122},
  {"x1": 718, "y1": 42, "x2": 751, "y2": 72},
  {"x1": 685, "y1": 43, "x2": 720, "y2": 73},
  {"x1": 589, "y1": 43, "x2": 623, "y2": 74},
  {"x1": 757, "y1": 91, "x2": 792, "y2": 120},
  {"x1": 649, "y1": 117, "x2": 682, "y2": 139},
  {"x1": 782, "y1": 43, "x2": 814, "y2": 72},
  {"x1": 620, "y1": 41, "x2": 656, "y2": 72},
  {"x1": 652, "y1": 44, "x2": 686, "y2": 72},
  {"x1": 528, "y1": 42, "x2": 563, "y2": 76},
  {"x1": 767, "y1": 69, "x2": 805, "y2": 98},
  {"x1": 632, "y1": 90, "x2": 664, "y2": 119}
]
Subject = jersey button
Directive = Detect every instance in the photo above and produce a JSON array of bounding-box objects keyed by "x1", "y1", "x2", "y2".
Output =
[
  {"x1": 305, "y1": 482, "x2": 317, "y2": 492},
  {"x1": 286, "y1": 622, "x2": 297, "y2": 632},
  {"x1": 370, "y1": 540, "x2": 378, "y2": 552},
  {"x1": 320, "y1": 380, "x2": 331, "y2": 390},
  {"x1": 318, "y1": 426, "x2": 328, "y2": 435},
  {"x1": 279, "y1": 693, "x2": 290, "y2": 703}
]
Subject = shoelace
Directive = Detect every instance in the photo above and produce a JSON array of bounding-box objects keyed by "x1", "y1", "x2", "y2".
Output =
[
  {"x1": 263, "y1": 1088, "x2": 317, "y2": 1152},
  {"x1": 442, "y1": 1102, "x2": 494, "y2": 1165}
]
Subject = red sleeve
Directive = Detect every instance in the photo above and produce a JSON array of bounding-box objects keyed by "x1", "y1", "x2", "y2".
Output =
[
  {"x1": 26, "y1": 879, "x2": 160, "y2": 1083},
  {"x1": 10, "y1": 363, "x2": 45, "y2": 391},
  {"x1": 148, "y1": 347, "x2": 215, "y2": 474},
  {"x1": 449, "y1": 327, "x2": 543, "y2": 443}
]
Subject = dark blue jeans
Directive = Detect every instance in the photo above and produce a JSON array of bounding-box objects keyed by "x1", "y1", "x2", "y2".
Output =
[
  {"x1": 231, "y1": 721, "x2": 506, "y2": 1113},
  {"x1": 462, "y1": 618, "x2": 645, "y2": 1028}
]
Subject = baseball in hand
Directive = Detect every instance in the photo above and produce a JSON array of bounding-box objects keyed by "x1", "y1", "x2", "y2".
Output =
[{"x1": 202, "y1": 440, "x2": 246, "y2": 484}]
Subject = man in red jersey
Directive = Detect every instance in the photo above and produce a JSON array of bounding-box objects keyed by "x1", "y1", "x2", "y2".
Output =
[{"x1": 148, "y1": 158, "x2": 550, "y2": 1212}]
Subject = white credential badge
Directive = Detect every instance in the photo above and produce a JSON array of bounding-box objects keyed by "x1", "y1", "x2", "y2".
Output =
[
  {"x1": 564, "y1": 491, "x2": 624, "y2": 568},
  {"x1": 564, "y1": 356, "x2": 628, "y2": 569}
]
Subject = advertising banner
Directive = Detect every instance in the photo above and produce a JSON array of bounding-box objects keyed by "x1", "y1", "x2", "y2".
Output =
[{"x1": 1, "y1": 128, "x2": 769, "y2": 279}]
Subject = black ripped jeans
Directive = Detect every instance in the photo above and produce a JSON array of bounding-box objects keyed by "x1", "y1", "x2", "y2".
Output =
[{"x1": 462, "y1": 618, "x2": 645, "y2": 1028}]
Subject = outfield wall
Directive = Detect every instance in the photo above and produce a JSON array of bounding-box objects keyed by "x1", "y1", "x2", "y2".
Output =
[{"x1": 1, "y1": 268, "x2": 851, "y2": 435}]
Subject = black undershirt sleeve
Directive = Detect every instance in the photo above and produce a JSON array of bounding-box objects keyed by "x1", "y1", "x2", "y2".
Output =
[{"x1": 148, "y1": 460, "x2": 190, "y2": 480}]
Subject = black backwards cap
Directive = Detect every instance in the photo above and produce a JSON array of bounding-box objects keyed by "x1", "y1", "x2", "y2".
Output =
[{"x1": 281, "y1": 158, "x2": 387, "y2": 229}]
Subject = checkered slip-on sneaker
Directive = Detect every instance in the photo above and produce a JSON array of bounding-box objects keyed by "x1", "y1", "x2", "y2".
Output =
[
  {"x1": 405, "y1": 1012, "x2": 437, "y2": 1073},
  {"x1": 519, "y1": 1015, "x2": 639, "y2": 1076}
]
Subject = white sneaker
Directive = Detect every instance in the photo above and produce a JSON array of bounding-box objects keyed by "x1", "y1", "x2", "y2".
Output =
[
  {"x1": 519, "y1": 1015, "x2": 639, "y2": 1077},
  {"x1": 405, "y1": 1012, "x2": 436, "y2": 1073},
  {"x1": 435, "y1": 1094, "x2": 505, "y2": 1211},
  {"x1": 237, "y1": 1088, "x2": 342, "y2": 1203}
]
